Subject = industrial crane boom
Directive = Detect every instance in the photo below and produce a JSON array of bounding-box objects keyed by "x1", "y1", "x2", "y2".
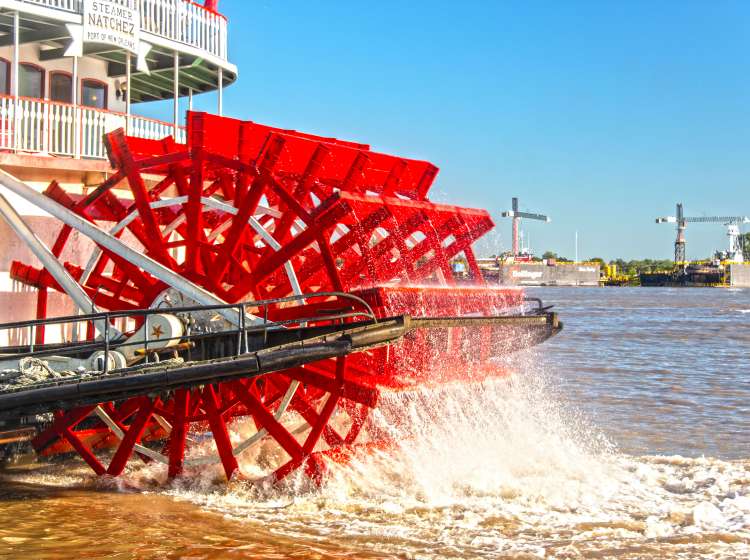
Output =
[
  {"x1": 656, "y1": 202, "x2": 748, "y2": 264},
  {"x1": 684, "y1": 216, "x2": 749, "y2": 224},
  {"x1": 501, "y1": 197, "x2": 550, "y2": 257},
  {"x1": 657, "y1": 216, "x2": 749, "y2": 224}
]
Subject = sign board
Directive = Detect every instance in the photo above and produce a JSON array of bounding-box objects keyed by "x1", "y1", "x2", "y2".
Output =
[
  {"x1": 83, "y1": 0, "x2": 140, "y2": 54},
  {"x1": 65, "y1": 0, "x2": 151, "y2": 73}
]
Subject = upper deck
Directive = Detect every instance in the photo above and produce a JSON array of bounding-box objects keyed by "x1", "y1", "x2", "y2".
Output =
[
  {"x1": 0, "y1": 0, "x2": 236, "y2": 163},
  {"x1": 6, "y1": 0, "x2": 232, "y2": 69},
  {"x1": 0, "y1": 0, "x2": 236, "y2": 103}
]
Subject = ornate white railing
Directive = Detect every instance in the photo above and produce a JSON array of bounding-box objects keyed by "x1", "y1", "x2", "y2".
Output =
[
  {"x1": 140, "y1": 0, "x2": 227, "y2": 61},
  {"x1": 20, "y1": 0, "x2": 80, "y2": 10},
  {"x1": 0, "y1": 95, "x2": 185, "y2": 160},
  {"x1": 17, "y1": 0, "x2": 228, "y2": 61}
]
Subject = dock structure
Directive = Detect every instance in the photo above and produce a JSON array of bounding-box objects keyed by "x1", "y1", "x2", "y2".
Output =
[
  {"x1": 728, "y1": 264, "x2": 750, "y2": 287},
  {"x1": 476, "y1": 258, "x2": 601, "y2": 287}
]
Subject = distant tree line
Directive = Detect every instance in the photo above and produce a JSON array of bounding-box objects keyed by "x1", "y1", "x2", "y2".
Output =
[
  {"x1": 606, "y1": 259, "x2": 674, "y2": 275},
  {"x1": 541, "y1": 251, "x2": 571, "y2": 262},
  {"x1": 535, "y1": 251, "x2": 673, "y2": 275},
  {"x1": 487, "y1": 249, "x2": 673, "y2": 273}
]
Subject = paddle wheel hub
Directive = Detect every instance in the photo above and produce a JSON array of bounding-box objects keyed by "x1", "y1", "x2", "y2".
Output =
[{"x1": 0, "y1": 112, "x2": 561, "y2": 484}]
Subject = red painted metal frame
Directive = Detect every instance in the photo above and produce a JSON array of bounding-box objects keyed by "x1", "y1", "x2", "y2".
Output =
[
  {"x1": 30, "y1": 357, "x2": 381, "y2": 483},
  {"x1": 14, "y1": 112, "x2": 521, "y2": 484}
]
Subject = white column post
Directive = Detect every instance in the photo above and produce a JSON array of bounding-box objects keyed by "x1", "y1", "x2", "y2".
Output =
[
  {"x1": 188, "y1": 87, "x2": 193, "y2": 111},
  {"x1": 73, "y1": 55, "x2": 80, "y2": 159},
  {"x1": 173, "y1": 51, "x2": 179, "y2": 136},
  {"x1": 217, "y1": 67, "x2": 223, "y2": 116},
  {"x1": 125, "y1": 51, "x2": 131, "y2": 134},
  {"x1": 12, "y1": 11, "x2": 19, "y2": 153}
]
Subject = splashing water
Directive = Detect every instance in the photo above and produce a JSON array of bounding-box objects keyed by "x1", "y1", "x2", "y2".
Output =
[
  {"x1": 2, "y1": 372, "x2": 749, "y2": 558},
  {"x1": 77, "y1": 358, "x2": 743, "y2": 558}
]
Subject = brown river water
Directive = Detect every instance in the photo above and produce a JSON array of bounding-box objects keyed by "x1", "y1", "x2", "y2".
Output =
[{"x1": 1, "y1": 287, "x2": 748, "y2": 559}]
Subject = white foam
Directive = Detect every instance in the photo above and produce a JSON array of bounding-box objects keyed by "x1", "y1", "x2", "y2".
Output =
[{"x1": 135, "y1": 364, "x2": 749, "y2": 557}]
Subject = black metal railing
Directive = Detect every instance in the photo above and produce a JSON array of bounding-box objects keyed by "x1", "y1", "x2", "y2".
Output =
[{"x1": 0, "y1": 292, "x2": 377, "y2": 375}]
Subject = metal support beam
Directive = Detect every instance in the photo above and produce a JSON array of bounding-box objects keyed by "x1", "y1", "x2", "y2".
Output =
[
  {"x1": 501, "y1": 197, "x2": 550, "y2": 257},
  {"x1": 675, "y1": 203, "x2": 685, "y2": 264},
  {"x1": 12, "y1": 11, "x2": 19, "y2": 153},
  {"x1": 125, "y1": 52, "x2": 131, "y2": 134},
  {"x1": 512, "y1": 197, "x2": 519, "y2": 256},
  {"x1": 217, "y1": 67, "x2": 223, "y2": 116},
  {"x1": 40, "y1": 44, "x2": 124, "y2": 62},
  {"x1": 0, "y1": 190, "x2": 119, "y2": 338},
  {"x1": 72, "y1": 55, "x2": 80, "y2": 158},
  {"x1": 0, "y1": 170, "x2": 252, "y2": 326},
  {"x1": 0, "y1": 26, "x2": 70, "y2": 48}
]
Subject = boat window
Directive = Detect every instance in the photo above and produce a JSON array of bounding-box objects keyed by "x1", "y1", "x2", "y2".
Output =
[
  {"x1": 50, "y1": 73, "x2": 72, "y2": 103},
  {"x1": 81, "y1": 79, "x2": 107, "y2": 109},
  {"x1": 0, "y1": 59, "x2": 9, "y2": 95},
  {"x1": 19, "y1": 63, "x2": 44, "y2": 98}
]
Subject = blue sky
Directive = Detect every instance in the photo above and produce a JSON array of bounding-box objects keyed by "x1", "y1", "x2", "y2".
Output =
[{"x1": 141, "y1": 0, "x2": 749, "y2": 260}]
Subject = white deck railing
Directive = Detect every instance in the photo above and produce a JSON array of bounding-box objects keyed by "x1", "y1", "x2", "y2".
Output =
[
  {"x1": 0, "y1": 95, "x2": 186, "y2": 160},
  {"x1": 17, "y1": 0, "x2": 228, "y2": 61}
]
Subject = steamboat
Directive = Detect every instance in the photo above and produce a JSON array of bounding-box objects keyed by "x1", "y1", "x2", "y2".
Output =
[{"x1": 0, "y1": 0, "x2": 560, "y2": 484}]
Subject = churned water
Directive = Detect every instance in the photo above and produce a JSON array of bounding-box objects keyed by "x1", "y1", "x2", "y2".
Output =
[{"x1": 1, "y1": 287, "x2": 749, "y2": 559}]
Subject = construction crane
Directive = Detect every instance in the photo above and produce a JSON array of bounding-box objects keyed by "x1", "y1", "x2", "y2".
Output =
[
  {"x1": 501, "y1": 197, "x2": 550, "y2": 257},
  {"x1": 656, "y1": 203, "x2": 749, "y2": 264}
]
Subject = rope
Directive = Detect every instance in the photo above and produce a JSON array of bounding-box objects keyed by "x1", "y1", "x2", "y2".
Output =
[{"x1": 0, "y1": 357, "x2": 78, "y2": 391}]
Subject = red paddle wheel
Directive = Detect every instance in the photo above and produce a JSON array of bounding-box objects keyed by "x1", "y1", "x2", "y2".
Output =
[{"x1": 9, "y1": 112, "x2": 527, "y2": 484}]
